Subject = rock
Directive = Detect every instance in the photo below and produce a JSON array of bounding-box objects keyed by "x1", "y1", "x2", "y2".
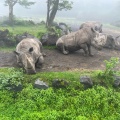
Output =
[
  {"x1": 15, "y1": 32, "x2": 34, "y2": 44},
  {"x1": 41, "y1": 33, "x2": 58, "y2": 46},
  {"x1": 103, "y1": 34, "x2": 115, "y2": 49},
  {"x1": 52, "y1": 79, "x2": 69, "y2": 88},
  {"x1": 6, "y1": 84, "x2": 23, "y2": 92},
  {"x1": 34, "y1": 79, "x2": 49, "y2": 89},
  {"x1": 11, "y1": 84, "x2": 23, "y2": 92},
  {"x1": 113, "y1": 76, "x2": 120, "y2": 88},
  {"x1": 80, "y1": 76, "x2": 93, "y2": 89}
]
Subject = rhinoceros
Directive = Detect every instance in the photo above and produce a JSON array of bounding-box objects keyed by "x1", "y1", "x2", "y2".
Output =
[
  {"x1": 56, "y1": 27, "x2": 106, "y2": 56},
  {"x1": 14, "y1": 38, "x2": 44, "y2": 74},
  {"x1": 96, "y1": 33, "x2": 115, "y2": 49},
  {"x1": 95, "y1": 33, "x2": 120, "y2": 50},
  {"x1": 80, "y1": 21, "x2": 102, "y2": 33}
]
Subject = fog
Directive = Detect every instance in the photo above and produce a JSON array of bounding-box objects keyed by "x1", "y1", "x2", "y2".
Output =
[{"x1": 0, "y1": 0, "x2": 120, "y2": 23}]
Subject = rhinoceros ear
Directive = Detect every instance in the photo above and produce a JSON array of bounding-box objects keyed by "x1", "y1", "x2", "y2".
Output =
[
  {"x1": 29, "y1": 47, "x2": 33, "y2": 53},
  {"x1": 13, "y1": 51, "x2": 20, "y2": 56}
]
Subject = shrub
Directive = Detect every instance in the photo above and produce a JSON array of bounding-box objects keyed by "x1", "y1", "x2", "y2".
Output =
[
  {"x1": 98, "y1": 57, "x2": 119, "y2": 81},
  {"x1": 0, "y1": 67, "x2": 24, "y2": 90}
]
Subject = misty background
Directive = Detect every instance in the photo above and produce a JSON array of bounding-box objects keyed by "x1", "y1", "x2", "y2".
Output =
[{"x1": 0, "y1": 0, "x2": 120, "y2": 24}]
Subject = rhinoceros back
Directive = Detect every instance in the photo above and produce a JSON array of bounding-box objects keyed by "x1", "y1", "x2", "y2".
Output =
[
  {"x1": 60, "y1": 32, "x2": 77, "y2": 46},
  {"x1": 16, "y1": 38, "x2": 41, "y2": 54}
]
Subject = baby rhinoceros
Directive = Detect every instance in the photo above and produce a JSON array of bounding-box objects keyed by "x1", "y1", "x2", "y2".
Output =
[
  {"x1": 14, "y1": 38, "x2": 44, "y2": 74},
  {"x1": 56, "y1": 27, "x2": 106, "y2": 56}
]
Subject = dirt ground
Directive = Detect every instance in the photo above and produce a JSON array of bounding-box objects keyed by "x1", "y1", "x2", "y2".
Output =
[{"x1": 1, "y1": 27, "x2": 120, "y2": 72}]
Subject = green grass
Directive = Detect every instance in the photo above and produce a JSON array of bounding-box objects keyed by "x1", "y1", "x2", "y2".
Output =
[
  {"x1": 0, "y1": 24, "x2": 47, "y2": 37},
  {"x1": 0, "y1": 47, "x2": 15, "y2": 52}
]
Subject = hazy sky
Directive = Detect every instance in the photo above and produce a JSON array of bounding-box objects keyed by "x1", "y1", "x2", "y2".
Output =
[{"x1": 0, "y1": 0, "x2": 120, "y2": 23}]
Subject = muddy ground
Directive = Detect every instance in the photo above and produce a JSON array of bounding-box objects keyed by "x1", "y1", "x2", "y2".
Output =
[{"x1": 0, "y1": 27, "x2": 120, "y2": 72}]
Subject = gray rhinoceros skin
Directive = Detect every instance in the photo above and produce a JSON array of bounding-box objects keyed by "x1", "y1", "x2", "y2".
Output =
[
  {"x1": 56, "y1": 27, "x2": 105, "y2": 56},
  {"x1": 14, "y1": 38, "x2": 44, "y2": 74},
  {"x1": 80, "y1": 21, "x2": 102, "y2": 33}
]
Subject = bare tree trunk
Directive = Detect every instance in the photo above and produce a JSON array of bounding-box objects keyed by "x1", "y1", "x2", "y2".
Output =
[
  {"x1": 47, "y1": 0, "x2": 59, "y2": 27},
  {"x1": 46, "y1": 0, "x2": 50, "y2": 27},
  {"x1": 9, "y1": 5, "x2": 14, "y2": 25}
]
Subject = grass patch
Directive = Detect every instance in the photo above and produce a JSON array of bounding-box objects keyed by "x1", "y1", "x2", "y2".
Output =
[
  {"x1": 0, "y1": 24, "x2": 47, "y2": 37},
  {"x1": 43, "y1": 45, "x2": 57, "y2": 50},
  {"x1": 0, "y1": 47, "x2": 15, "y2": 52}
]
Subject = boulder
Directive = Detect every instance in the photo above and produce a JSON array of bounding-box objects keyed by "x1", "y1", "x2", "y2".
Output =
[
  {"x1": 52, "y1": 79, "x2": 69, "y2": 88},
  {"x1": 34, "y1": 79, "x2": 49, "y2": 89},
  {"x1": 113, "y1": 76, "x2": 120, "y2": 88},
  {"x1": 80, "y1": 76, "x2": 93, "y2": 89}
]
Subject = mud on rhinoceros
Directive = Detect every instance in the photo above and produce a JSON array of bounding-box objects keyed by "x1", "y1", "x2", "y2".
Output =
[{"x1": 14, "y1": 38, "x2": 44, "y2": 74}]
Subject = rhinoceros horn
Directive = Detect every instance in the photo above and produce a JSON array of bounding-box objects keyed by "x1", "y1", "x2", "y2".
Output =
[{"x1": 25, "y1": 55, "x2": 36, "y2": 74}]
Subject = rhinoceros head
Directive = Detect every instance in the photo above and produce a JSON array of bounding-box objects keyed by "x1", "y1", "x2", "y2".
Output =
[
  {"x1": 91, "y1": 29, "x2": 106, "y2": 50},
  {"x1": 14, "y1": 47, "x2": 37, "y2": 74}
]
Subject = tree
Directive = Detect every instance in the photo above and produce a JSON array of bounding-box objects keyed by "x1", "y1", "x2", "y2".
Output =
[
  {"x1": 46, "y1": 0, "x2": 73, "y2": 27},
  {"x1": 4, "y1": 0, "x2": 35, "y2": 25}
]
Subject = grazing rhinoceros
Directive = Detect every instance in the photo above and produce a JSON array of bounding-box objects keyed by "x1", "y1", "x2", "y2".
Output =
[
  {"x1": 14, "y1": 38, "x2": 44, "y2": 74},
  {"x1": 80, "y1": 21, "x2": 103, "y2": 33},
  {"x1": 56, "y1": 27, "x2": 106, "y2": 56}
]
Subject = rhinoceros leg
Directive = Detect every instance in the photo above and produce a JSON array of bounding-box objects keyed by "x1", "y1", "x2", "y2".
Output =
[
  {"x1": 87, "y1": 44, "x2": 93, "y2": 56},
  {"x1": 35, "y1": 55, "x2": 44, "y2": 68},
  {"x1": 80, "y1": 44, "x2": 88, "y2": 56},
  {"x1": 62, "y1": 45, "x2": 69, "y2": 55},
  {"x1": 57, "y1": 42, "x2": 69, "y2": 54}
]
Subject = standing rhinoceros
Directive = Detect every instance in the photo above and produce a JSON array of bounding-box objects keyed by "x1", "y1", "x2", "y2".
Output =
[
  {"x1": 80, "y1": 21, "x2": 103, "y2": 33},
  {"x1": 14, "y1": 38, "x2": 44, "y2": 74},
  {"x1": 56, "y1": 27, "x2": 106, "y2": 56}
]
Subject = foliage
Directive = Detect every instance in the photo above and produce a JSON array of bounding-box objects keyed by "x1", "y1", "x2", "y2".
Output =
[
  {"x1": 0, "y1": 67, "x2": 24, "y2": 90},
  {"x1": 48, "y1": 26, "x2": 62, "y2": 37},
  {"x1": 98, "y1": 57, "x2": 119, "y2": 81},
  {"x1": 50, "y1": 26, "x2": 62, "y2": 37},
  {"x1": 37, "y1": 32, "x2": 46, "y2": 40},
  {"x1": 0, "y1": 67, "x2": 120, "y2": 119},
  {"x1": 0, "y1": 85, "x2": 120, "y2": 119},
  {"x1": 4, "y1": 0, "x2": 35, "y2": 7},
  {"x1": 13, "y1": 19, "x2": 35, "y2": 26},
  {"x1": 58, "y1": 0, "x2": 73, "y2": 11}
]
